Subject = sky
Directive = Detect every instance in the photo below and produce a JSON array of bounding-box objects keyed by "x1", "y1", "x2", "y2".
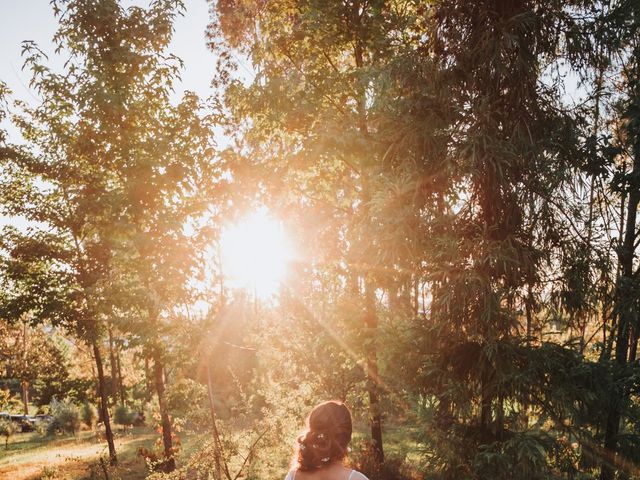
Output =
[{"x1": 0, "y1": 0, "x2": 218, "y2": 141}]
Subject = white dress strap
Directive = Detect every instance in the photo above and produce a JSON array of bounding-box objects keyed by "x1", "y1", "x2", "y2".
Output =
[{"x1": 349, "y1": 470, "x2": 369, "y2": 480}]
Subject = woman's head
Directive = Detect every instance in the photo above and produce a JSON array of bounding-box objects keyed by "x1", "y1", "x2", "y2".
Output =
[{"x1": 294, "y1": 400, "x2": 353, "y2": 471}]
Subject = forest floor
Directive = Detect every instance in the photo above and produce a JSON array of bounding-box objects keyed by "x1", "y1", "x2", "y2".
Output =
[{"x1": 0, "y1": 426, "x2": 201, "y2": 480}]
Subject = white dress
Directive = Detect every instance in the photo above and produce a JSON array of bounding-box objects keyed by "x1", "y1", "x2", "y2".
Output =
[{"x1": 284, "y1": 470, "x2": 369, "y2": 480}]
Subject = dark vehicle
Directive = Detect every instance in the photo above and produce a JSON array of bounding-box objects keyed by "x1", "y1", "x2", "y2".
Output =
[{"x1": 0, "y1": 413, "x2": 36, "y2": 432}]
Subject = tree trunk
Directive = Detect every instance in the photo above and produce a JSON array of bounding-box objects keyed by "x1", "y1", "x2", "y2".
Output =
[
  {"x1": 364, "y1": 275, "x2": 384, "y2": 464},
  {"x1": 600, "y1": 156, "x2": 639, "y2": 480},
  {"x1": 89, "y1": 347, "x2": 104, "y2": 424},
  {"x1": 21, "y1": 380, "x2": 29, "y2": 415},
  {"x1": 20, "y1": 322, "x2": 29, "y2": 415},
  {"x1": 108, "y1": 327, "x2": 118, "y2": 405},
  {"x1": 206, "y1": 360, "x2": 230, "y2": 480},
  {"x1": 144, "y1": 356, "x2": 152, "y2": 403},
  {"x1": 153, "y1": 352, "x2": 175, "y2": 472},
  {"x1": 116, "y1": 342, "x2": 125, "y2": 405},
  {"x1": 92, "y1": 340, "x2": 117, "y2": 465}
]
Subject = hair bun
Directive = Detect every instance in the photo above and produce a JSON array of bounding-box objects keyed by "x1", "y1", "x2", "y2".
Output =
[{"x1": 295, "y1": 401, "x2": 353, "y2": 471}]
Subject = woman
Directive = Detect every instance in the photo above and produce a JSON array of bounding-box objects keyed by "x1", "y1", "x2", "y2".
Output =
[{"x1": 285, "y1": 401, "x2": 369, "y2": 480}]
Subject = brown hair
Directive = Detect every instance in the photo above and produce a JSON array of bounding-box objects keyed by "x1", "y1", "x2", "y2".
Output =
[{"x1": 294, "y1": 401, "x2": 353, "y2": 471}]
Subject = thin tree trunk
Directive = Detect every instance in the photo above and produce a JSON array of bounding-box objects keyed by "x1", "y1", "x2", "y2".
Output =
[
  {"x1": 89, "y1": 347, "x2": 104, "y2": 424},
  {"x1": 116, "y1": 343, "x2": 124, "y2": 405},
  {"x1": 108, "y1": 327, "x2": 118, "y2": 405},
  {"x1": 144, "y1": 356, "x2": 152, "y2": 403},
  {"x1": 480, "y1": 369, "x2": 493, "y2": 433},
  {"x1": 413, "y1": 275, "x2": 419, "y2": 316},
  {"x1": 364, "y1": 275, "x2": 384, "y2": 464},
  {"x1": 21, "y1": 380, "x2": 29, "y2": 415},
  {"x1": 206, "y1": 360, "x2": 230, "y2": 480},
  {"x1": 92, "y1": 340, "x2": 117, "y2": 465},
  {"x1": 153, "y1": 352, "x2": 175, "y2": 472},
  {"x1": 600, "y1": 156, "x2": 639, "y2": 480},
  {"x1": 21, "y1": 322, "x2": 29, "y2": 415}
]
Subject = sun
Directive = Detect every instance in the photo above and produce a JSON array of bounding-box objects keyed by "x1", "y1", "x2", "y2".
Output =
[{"x1": 220, "y1": 210, "x2": 293, "y2": 298}]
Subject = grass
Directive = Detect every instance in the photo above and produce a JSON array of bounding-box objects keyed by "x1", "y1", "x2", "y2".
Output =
[
  {"x1": 0, "y1": 425, "x2": 206, "y2": 480},
  {"x1": 0, "y1": 420, "x2": 423, "y2": 479}
]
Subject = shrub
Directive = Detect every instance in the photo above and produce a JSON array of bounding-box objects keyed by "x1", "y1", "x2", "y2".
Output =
[
  {"x1": 40, "y1": 466, "x2": 59, "y2": 480},
  {"x1": 165, "y1": 378, "x2": 209, "y2": 432},
  {"x1": 34, "y1": 420, "x2": 49, "y2": 436},
  {"x1": 48, "y1": 398, "x2": 81, "y2": 435},
  {"x1": 81, "y1": 401, "x2": 98, "y2": 429},
  {"x1": 0, "y1": 419, "x2": 18, "y2": 449},
  {"x1": 114, "y1": 404, "x2": 135, "y2": 426}
]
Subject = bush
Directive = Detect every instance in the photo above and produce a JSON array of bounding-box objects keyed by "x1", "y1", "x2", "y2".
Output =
[
  {"x1": 114, "y1": 404, "x2": 135, "y2": 426},
  {"x1": 0, "y1": 419, "x2": 18, "y2": 449},
  {"x1": 81, "y1": 401, "x2": 98, "y2": 429},
  {"x1": 165, "y1": 378, "x2": 209, "y2": 432},
  {"x1": 40, "y1": 466, "x2": 59, "y2": 480},
  {"x1": 48, "y1": 398, "x2": 81, "y2": 435}
]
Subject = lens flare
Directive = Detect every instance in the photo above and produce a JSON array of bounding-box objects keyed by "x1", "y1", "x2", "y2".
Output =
[{"x1": 220, "y1": 210, "x2": 293, "y2": 298}]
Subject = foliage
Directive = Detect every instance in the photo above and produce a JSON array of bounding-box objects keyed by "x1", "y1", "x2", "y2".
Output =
[
  {"x1": 47, "y1": 398, "x2": 81, "y2": 436},
  {"x1": 33, "y1": 376, "x2": 94, "y2": 408},
  {"x1": 81, "y1": 401, "x2": 98, "y2": 429},
  {"x1": 0, "y1": 389, "x2": 19, "y2": 412},
  {"x1": 114, "y1": 404, "x2": 135, "y2": 426},
  {"x1": 165, "y1": 378, "x2": 209, "y2": 432},
  {"x1": 0, "y1": 323, "x2": 76, "y2": 409}
]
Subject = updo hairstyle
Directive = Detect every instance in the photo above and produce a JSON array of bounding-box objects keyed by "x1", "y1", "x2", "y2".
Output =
[{"x1": 295, "y1": 400, "x2": 353, "y2": 471}]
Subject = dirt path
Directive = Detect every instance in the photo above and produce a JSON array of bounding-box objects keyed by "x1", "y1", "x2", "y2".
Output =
[{"x1": 0, "y1": 431, "x2": 155, "y2": 480}]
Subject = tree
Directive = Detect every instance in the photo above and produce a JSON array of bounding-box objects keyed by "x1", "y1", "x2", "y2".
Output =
[
  {"x1": 587, "y1": 2, "x2": 640, "y2": 478},
  {"x1": 0, "y1": 322, "x2": 72, "y2": 413},
  {"x1": 65, "y1": 0, "x2": 222, "y2": 469},
  {"x1": 0, "y1": 0, "x2": 218, "y2": 466}
]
